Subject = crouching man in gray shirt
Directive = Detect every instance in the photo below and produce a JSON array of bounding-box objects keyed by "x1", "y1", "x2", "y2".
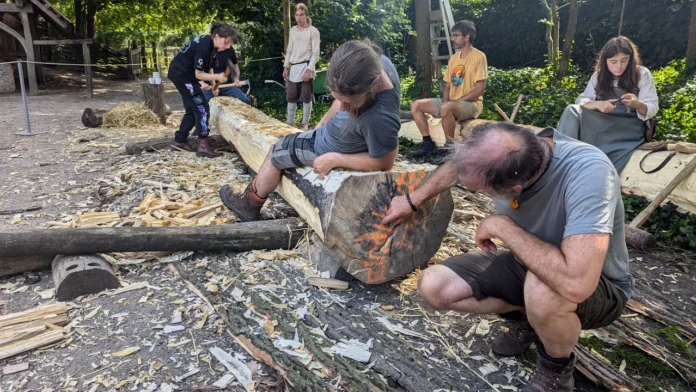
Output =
[
  {"x1": 220, "y1": 39, "x2": 401, "y2": 221},
  {"x1": 382, "y1": 123, "x2": 634, "y2": 392}
]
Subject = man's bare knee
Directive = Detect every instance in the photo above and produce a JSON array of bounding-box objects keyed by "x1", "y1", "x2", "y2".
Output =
[
  {"x1": 410, "y1": 99, "x2": 423, "y2": 115},
  {"x1": 524, "y1": 274, "x2": 576, "y2": 325},
  {"x1": 417, "y1": 265, "x2": 472, "y2": 310}
]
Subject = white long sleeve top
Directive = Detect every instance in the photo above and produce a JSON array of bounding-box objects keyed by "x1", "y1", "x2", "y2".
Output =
[
  {"x1": 283, "y1": 25, "x2": 320, "y2": 75},
  {"x1": 575, "y1": 66, "x2": 659, "y2": 121}
]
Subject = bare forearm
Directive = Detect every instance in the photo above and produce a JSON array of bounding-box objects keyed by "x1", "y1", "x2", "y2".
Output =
[
  {"x1": 411, "y1": 161, "x2": 458, "y2": 206},
  {"x1": 196, "y1": 70, "x2": 219, "y2": 82},
  {"x1": 331, "y1": 151, "x2": 395, "y2": 172},
  {"x1": 495, "y1": 222, "x2": 578, "y2": 302},
  {"x1": 458, "y1": 82, "x2": 485, "y2": 102}
]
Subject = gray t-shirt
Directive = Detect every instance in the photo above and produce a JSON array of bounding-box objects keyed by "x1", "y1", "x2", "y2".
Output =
[
  {"x1": 493, "y1": 128, "x2": 635, "y2": 299},
  {"x1": 313, "y1": 55, "x2": 401, "y2": 158}
]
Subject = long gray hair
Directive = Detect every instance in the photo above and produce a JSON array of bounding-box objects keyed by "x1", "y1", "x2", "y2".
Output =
[{"x1": 326, "y1": 39, "x2": 383, "y2": 117}]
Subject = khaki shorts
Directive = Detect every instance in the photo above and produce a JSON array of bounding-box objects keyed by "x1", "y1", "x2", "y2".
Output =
[
  {"x1": 287, "y1": 80, "x2": 314, "y2": 103},
  {"x1": 440, "y1": 251, "x2": 627, "y2": 330},
  {"x1": 432, "y1": 99, "x2": 480, "y2": 121}
]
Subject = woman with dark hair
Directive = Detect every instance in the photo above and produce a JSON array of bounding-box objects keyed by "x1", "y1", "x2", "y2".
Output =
[
  {"x1": 167, "y1": 23, "x2": 237, "y2": 158},
  {"x1": 557, "y1": 36, "x2": 658, "y2": 172}
]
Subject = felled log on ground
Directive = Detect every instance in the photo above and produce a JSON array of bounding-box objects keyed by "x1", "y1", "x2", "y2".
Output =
[
  {"x1": 398, "y1": 117, "x2": 493, "y2": 147},
  {"x1": 624, "y1": 225, "x2": 656, "y2": 250},
  {"x1": 142, "y1": 82, "x2": 167, "y2": 124},
  {"x1": 0, "y1": 219, "x2": 306, "y2": 277},
  {"x1": 210, "y1": 97, "x2": 454, "y2": 284},
  {"x1": 52, "y1": 255, "x2": 121, "y2": 301},
  {"x1": 125, "y1": 134, "x2": 230, "y2": 155}
]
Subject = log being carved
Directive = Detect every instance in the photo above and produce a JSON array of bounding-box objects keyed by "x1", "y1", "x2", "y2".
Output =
[{"x1": 210, "y1": 97, "x2": 454, "y2": 284}]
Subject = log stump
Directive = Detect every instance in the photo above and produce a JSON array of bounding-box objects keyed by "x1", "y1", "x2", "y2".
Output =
[
  {"x1": 210, "y1": 98, "x2": 454, "y2": 284},
  {"x1": 142, "y1": 82, "x2": 167, "y2": 124},
  {"x1": 52, "y1": 255, "x2": 120, "y2": 301}
]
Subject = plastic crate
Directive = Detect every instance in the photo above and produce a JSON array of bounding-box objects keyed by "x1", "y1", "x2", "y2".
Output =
[{"x1": 313, "y1": 68, "x2": 328, "y2": 95}]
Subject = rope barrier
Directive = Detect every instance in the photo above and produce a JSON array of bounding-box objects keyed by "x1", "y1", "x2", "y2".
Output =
[{"x1": 0, "y1": 57, "x2": 284, "y2": 67}]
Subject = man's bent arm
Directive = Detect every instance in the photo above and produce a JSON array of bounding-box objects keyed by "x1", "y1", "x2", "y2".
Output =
[
  {"x1": 443, "y1": 83, "x2": 451, "y2": 102},
  {"x1": 410, "y1": 161, "x2": 459, "y2": 206},
  {"x1": 458, "y1": 80, "x2": 486, "y2": 102},
  {"x1": 330, "y1": 148, "x2": 398, "y2": 172},
  {"x1": 494, "y1": 218, "x2": 608, "y2": 304}
]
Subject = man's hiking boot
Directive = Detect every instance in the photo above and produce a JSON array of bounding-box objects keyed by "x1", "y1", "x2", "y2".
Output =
[
  {"x1": 521, "y1": 351, "x2": 576, "y2": 392},
  {"x1": 172, "y1": 141, "x2": 194, "y2": 152},
  {"x1": 491, "y1": 319, "x2": 538, "y2": 357},
  {"x1": 219, "y1": 181, "x2": 266, "y2": 222},
  {"x1": 196, "y1": 138, "x2": 222, "y2": 158},
  {"x1": 406, "y1": 139, "x2": 436, "y2": 158}
]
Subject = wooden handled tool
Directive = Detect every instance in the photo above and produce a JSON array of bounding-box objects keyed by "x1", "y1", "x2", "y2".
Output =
[{"x1": 213, "y1": 59, "x2": 237, "y2": 92}]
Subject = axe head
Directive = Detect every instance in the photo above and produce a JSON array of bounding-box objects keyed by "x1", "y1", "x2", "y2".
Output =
[{"x1": 225, "y1": 59, "x2": 238, "y2": 81}]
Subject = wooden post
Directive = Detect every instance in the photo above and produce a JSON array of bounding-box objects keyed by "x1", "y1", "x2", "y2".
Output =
[
  {"x1": 19, "y1": 10, "x2": 37, "y2": 95},
  {"x1": 414, "y1": 0, "x2": 432, "y2": 99},
  {"x1": 629, "y1": 155, "x2": 696, "y2": 228},
  {"x1": 141, "y1": 82, "x2": 166, "y2": 124},
  {"x1": 52, "y1": 255, "x2": 120, "y2": 301},
  {"x1": 283, "y1": 0, "x2": 291, "y2": 51},
  {"x1": 82, "y1": 43, "x2": 92, "y2": 98},
  {"x1": 29, "y1": 12, "x2": 44, "y2": 85},
  {"x1": 151, "y1": 41, "x2": 158, "y2": 70}
]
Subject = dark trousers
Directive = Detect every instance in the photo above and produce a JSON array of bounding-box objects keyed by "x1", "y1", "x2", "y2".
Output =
[
  {"x1": 170, "y1": 76, "x2": 211, "y2": 142},
  {"x1": 203, "y1": 86, "x2": 251, "y2": 105}
]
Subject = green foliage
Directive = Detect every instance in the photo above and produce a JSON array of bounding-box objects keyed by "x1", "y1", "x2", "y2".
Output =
[
  {"x1": 623, "y1": 195, "x2": 696, "y2": 251},
  {"x1": 449, "y1": 0, "x2": 691, "y2": 70},
  {"x1": 578, "y1": 337, "x2": 675, "y2": 378},
  {"x1": 654, "y1": 326, "x2": 695, "y2": 358},
  {"x1": 478, "y1": 65, "x2": 588, "y2": 128},
  {"x1": 657, "y1": 80, "x2": 696, "y2": 142}
]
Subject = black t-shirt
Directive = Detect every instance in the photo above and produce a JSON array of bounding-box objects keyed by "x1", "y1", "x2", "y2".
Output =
[
  {"x1": 168, "y1": 35, "x2": 214, "y2": 82},
  {"x1": 212, "y1": 48, "x2": 238, "y2": 84}
]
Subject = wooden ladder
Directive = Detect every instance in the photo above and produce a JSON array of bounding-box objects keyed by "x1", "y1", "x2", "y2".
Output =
[{"x1": 429, "y1": 0, "x2": 456, "y2": 90}]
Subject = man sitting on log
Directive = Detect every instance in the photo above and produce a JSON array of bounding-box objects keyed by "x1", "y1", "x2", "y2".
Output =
[
  {"x1": 219, "y1": 39, "x2": 401, "y2": 221},
  {"x1": 408, "y1": 20, "x2": 487, "y2": 158},
  {"x1": 382, "y1": 123, "x2": 634, "y2": 392}
]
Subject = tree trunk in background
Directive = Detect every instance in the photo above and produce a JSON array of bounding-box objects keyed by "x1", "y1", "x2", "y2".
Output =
[
  {"x1": 140, "y1": 39, "x2": 147, "y2": 71},
  {"x1": 558, "y1": 0, "x2": 580, "y2": 78},
  {"x1": 151, "y1": 42, "x2": 158, "y2": 70},
  {"x1": 541, "y1": 0, "x2": 553, "y2": 66},
  {"x1": 74, "y1": 0, "x2": 85, "y2": 38},
  {"x1": 86, "y1": 0, "x2": 97, "y2": 39},
  {"x1": 415, "y1": 0, "x2": 432, "y2": 98},
  {"x1": 283, "y1": 0, "x2": 291, "y2": 51},
  {"x1": 551, "y1": 0, "x2": 559, "y2": 64},
  {"x1": 688, "y1": 0, "x2": 696, "y2": 67},
  {"x1": 618, "y1": 0, "x2": 626, "y2": 36}
]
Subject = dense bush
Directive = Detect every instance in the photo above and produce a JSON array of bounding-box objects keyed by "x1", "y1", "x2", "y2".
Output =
[
  {"x1": 624, "y1": 196, "x2": 696, "y2": 251},
  {"x1": 399, "y1": 60, "x2": 696, "y2": 141}
]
